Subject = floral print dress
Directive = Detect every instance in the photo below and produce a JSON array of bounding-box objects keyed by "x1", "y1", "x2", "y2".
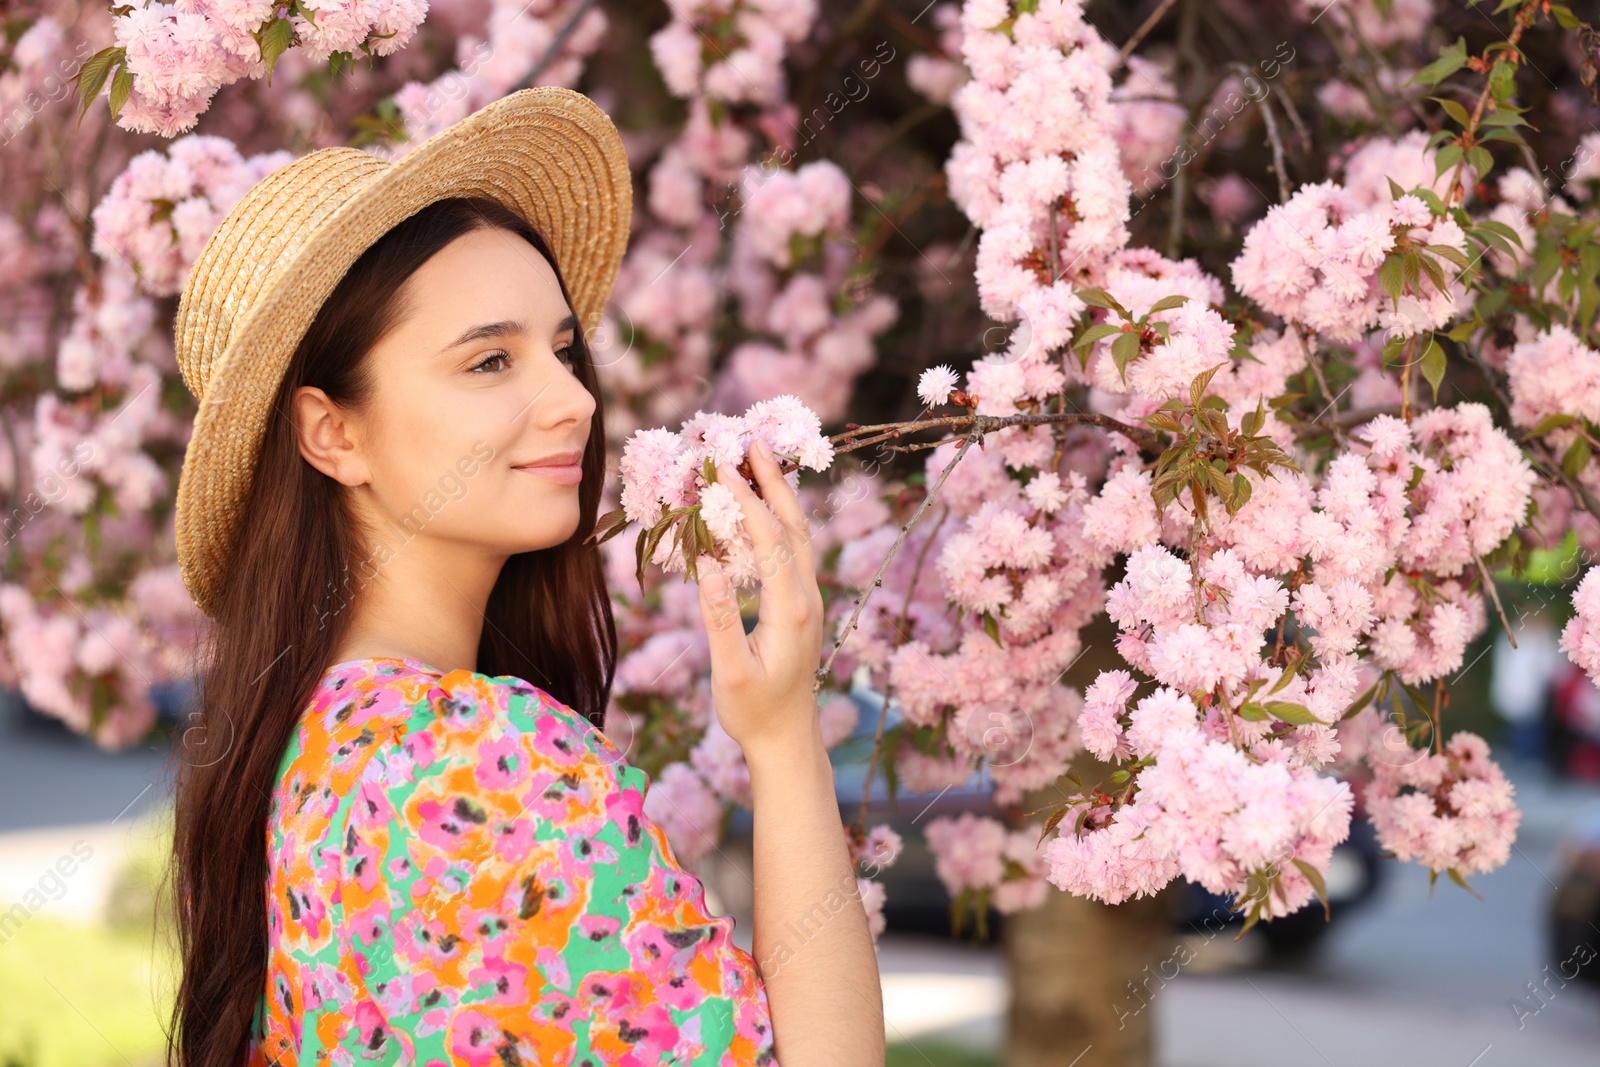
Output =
[{"x1": 247, "y1": 656, "x2": 776, "y2": 1067}]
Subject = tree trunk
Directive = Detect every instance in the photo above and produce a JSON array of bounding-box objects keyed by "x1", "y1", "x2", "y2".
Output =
[
  {"x1": 1001, "y1": 875, "x2": 1171, "y2": 1067},
  {"x1": 1001, "y1": 611, "x2": 1174, "y2": 1067}
]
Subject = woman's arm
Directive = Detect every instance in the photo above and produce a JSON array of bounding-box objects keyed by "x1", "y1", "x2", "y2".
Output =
[
  {"x1": 695, "y1": 436, "x2": 885, "y2": 1065},
  {"x1": 745, "y1": 715, "x2": 885, "y2": 1065}
]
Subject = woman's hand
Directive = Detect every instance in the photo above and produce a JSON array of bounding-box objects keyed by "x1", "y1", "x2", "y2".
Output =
[{"x1": 695, "y1": 436, "x2": 826, "y2": 760}]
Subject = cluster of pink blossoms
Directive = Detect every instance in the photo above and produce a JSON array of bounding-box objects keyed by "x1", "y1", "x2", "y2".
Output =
[
  {"x1": 0, "y1": 563, "x2": 197, "y2": 748},
  {"x1": 1232, "y1": 131, "x2": 1473, "y2": 342},
  {"x1": 91, "y1": 135, "x2": 294, "y2": 299},
  {"x1": 946, "y1": 0, "x2": 1127, "y2": 327},
  {"x1": 1345, "y1": 714, "x2": 1519, "y2": 876},
  {"x1": 924, "y1": 813, "x2": 1050, "y2": 914},
  {"x1": 650, "y1": 0, "x2": 816, "y2": 107},
  {"x1": 390, "y1": 0, "x2": 608, "y2": 146},
  {"x1": 107, "y1": 0, "x2": 428, "y2": 136},
  {"x1": 1560, "y1": 567, "x2": 1600, "y2": 681},
  {"x1": 1504, "y1": 325, "x2": 1600, "y2": 433},
  {"x1": 1050, "y1": 678, "x2": 1355, "y2": 913},
  {"x1": 617, "y1": 394, "x2": 834, "y2": 588},
  {"x1": 720, "y1": 161, "x2": 900, "y2": 421},
  {"x1": 1205, "y1": 407, "x2": 1532, "y2": 686}
]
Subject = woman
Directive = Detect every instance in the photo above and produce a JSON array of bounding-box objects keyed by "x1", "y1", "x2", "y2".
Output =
[{"x1": 160, "y1": 87, "x2": 883, "y2": 1067}]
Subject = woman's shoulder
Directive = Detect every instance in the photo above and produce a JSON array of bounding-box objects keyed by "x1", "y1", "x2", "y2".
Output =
[{"x1": 277, "y1": 656, "x2": 627, "y2": 811}]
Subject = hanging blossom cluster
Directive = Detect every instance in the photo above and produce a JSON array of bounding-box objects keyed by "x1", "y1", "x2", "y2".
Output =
[
  {"x1": 1218, "y1": 407, "x2": 1533, "y2": 685},
  {"x1": 905, "y1": 3, "x2": 968, "y2": 107},
  {"x1": 103, "y1": 0, "x2": 429, "y2": 137},
  {"x1": 390, "y1": 0, "x2": 608, "y2": 146},
  {"x1": 90, "y1": 135, "x2": 295, "y2": 299},
  {"x1": 1232, "y1": 183, "x2": 1469, "y2": 343},
  {"x1": 1052, "y1": 670, "x2": 1355, "y2": 913},
  {"x1": 649, "y1": 0, "x2": 816, "y2": 107},
  {"x1": 617, "y1": 394, "x2": 835, "y2": 588},
  {"x1": 946, "y1": 0, "x2": 1128, "y2": 328},
  {"x1": 721, "y1": 161, "x2": 900, "y2": 421},
  {"x1": 1346, "y1": 714, "x2": 1519, "y2": 876},
  {"x1": 924, "y1": 813, "x2": 1050, "y2": 915}
]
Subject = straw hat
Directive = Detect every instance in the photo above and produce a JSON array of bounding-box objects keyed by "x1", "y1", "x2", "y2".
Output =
[{"x1": 171, "y1": 86, "x2": 633, "y2": 619}]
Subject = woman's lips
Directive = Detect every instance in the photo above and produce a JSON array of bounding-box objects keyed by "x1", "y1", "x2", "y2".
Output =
[{"x1": 513, "y1": 462, "x2": 582, "y2": 485}]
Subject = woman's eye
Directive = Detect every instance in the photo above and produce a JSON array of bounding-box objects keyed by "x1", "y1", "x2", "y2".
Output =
[
  {"x1": 470, "y1": 350, "x2": 510, "y2": 373},
  {"x1": 556, "y1": 344, "x2": 577, "y2": 367}
]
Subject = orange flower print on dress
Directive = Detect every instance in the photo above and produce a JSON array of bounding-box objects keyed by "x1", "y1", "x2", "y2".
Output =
[{"x1": 247, "y1": 656, "x2": 776, "y2": 1066}]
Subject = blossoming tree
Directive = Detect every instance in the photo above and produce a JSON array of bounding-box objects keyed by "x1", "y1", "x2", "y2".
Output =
[{"x1": 7, "y1": 0, "x2": 1600, "y2": 1061}]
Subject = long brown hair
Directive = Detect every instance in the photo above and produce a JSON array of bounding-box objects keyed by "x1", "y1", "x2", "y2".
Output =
[{"x1": 161, "y1": 196, "x2": 617, "y2": 1067}]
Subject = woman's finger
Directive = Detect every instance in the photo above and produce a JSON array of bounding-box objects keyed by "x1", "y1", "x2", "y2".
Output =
[
  {"x1": 696, "y1": 553, "x2": 755, "y2": 681},
  {"x1": 745, "y1": 438, "x2": 816, "y2": 580},
  {"x1": 714, "y1": 452, "x2": 812, "y2": 614}
]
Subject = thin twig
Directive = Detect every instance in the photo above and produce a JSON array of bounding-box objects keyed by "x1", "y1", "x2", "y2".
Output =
[
  {"x1": 510, "y1": 0, "x2": 601, "y2": 93},
  {"x1": 1115, "y1": 0, "x2": 1183, "y2": 71},
  {"x1": 816, "y1": 425, "x2": 981, "y2": 692},
  {"x1": 1443, "y1": 5, "x2": 1536, "y2": 208},
  {"x1": 1290, "y1": 404, "x2": 1403, "y2": 440},
  {"x1": 1472, "y1": 549, "x2": 1517, "y2": 650},
  {"x1": 1233, "y1": 62, "x2": 1289, "y2": 202},
  {"x1": 831, "y1": 410, "x2": 1161, "y2": 455},
  {"x1": 854, "y1": 685, "x2": 894, "y2": 834},
  {"x1": 1295, "y1": 328, "x2": 1347, "y2": 445},
  {"x1": 853, "y1": 505, "x2": 950, "y2": 834}
]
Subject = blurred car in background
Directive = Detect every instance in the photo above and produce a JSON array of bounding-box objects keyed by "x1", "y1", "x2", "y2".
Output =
[{"x1": 1548, "y1": 801, "x2": 1600, "y2": 991}]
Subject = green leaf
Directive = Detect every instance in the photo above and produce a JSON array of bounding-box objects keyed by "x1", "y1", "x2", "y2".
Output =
[
  {"x1": 106, "y1": 63, "x2": 133, "y2": 123},
  {"x1": 1522, "y1": 412, "x2": 1577, "y2": 439},
  {"x1": 1381, "y1": 334, "x2": 1408, "y2": 369},
  {"x1": 1487, "y1": 60, "x2": 1516, "y2": 105},
  {"x1": 1466, "y1": 145, "x2": 1495, "y2": 183},
  {"x1": 73, "y1": 45, "x2": 122, "y2": 125},
  {"x1": 1479, "y1": 108, "x2": 1531, "y2": 129},
  {"x1": 258, "y1": 17, "x2": 294, "y2": 85},
  {"x1": 1446, "y1": 866, "x2": 1485, "y2": 900},
  {"x1": 1190, "y1": 362, "x2": 1227, "y2": 409},
  {"x1": 1077, "y1": 286, "x2": 1129, "y2": 318},
  {"x1": 1263, "y1": 701, "x2": 1325, "y2": 726},
  {"x1": 1475, "y1": 217, "x2": 1526, "y2": 250},
  {"x1": 1111, "y1": 331, "x2": 1141, "y2": 384},
  {"x1": 982, "y1": 610, "x2": 1002, "y2": 647},
  {"x1": 1237, "y1": 702, "x2": 1269, "y2": 722},
  {"x1": 1551, "y1": 4, "x2": 1582, "y2": 30},
  {"x1": 1424, "y1": 243, "x2": 1472, "y2": 270},
  {"x1": 1408, "y1": 37, "x2": 1468, "y2": 87},
  {"x1": 1378, "y1": 254, "x2": 1404, "y2": 303},
  {"x1": 1073, "y1": 323, "x2": 1123, "y2": 349},
  {"x1": 1292, "y1": 858, "x2": 1333, "y2": 921},
  {"x1": 1434, "y1": 143, "x2": 1464, "y2": 182},
  {"x1": 1341, "y1": 680, "x2": 1381, "y2": 721},
  {"x1": 1230, "y1": 472, "x2": 1252, "y2": 513},
  {"x1": 1147, "y1": 294, "x2": 1189, "y2": 315},
  {"x1": 1431, "y1": 96, "x2": 1472, "y2": 127},
  {"x1": 586, "y1": 506, "x2": 632, "y2": 547},
  {"x1": 1563, "y1": 435, "x2": 1592, "y2": 479},
  {"x1": 1420, "y1": 337, "x2": 1447, "y2": 404}
]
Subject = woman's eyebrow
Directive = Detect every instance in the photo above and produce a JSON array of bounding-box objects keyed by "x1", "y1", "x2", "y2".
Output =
[{"x1": 439, "y1": 313, "x2": 578, "y2": 354}]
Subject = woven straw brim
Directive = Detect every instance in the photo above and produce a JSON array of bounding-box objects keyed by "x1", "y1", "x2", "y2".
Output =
[{"x1": 172, "y1": 86, "x2": 632, "y2": 620}]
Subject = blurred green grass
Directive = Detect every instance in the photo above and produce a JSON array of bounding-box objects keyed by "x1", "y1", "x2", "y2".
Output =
[
  {"x1": 887, "y1": 1039, "x2": 997, "y2": 1067},
  {"x1": 0, "y1": 917, "x2": 175, "y2": 1067},
  {"x1": 0, "y1": 807, "x2": 176, "y2": 1067}
]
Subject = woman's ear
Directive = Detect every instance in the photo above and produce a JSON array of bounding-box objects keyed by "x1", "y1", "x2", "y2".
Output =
[{"x1": 294, "y1": 385, "x2": 370, "y2": 487}]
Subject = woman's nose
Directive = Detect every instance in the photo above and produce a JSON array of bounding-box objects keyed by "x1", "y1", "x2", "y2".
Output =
[{"x1": 532, "y1": 358, "x2": 595, "y2": 432}]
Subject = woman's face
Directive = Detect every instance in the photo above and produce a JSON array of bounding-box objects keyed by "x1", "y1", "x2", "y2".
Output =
[{"x1": 298, "y1": 226, "x2": 595, "y2": 571}]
